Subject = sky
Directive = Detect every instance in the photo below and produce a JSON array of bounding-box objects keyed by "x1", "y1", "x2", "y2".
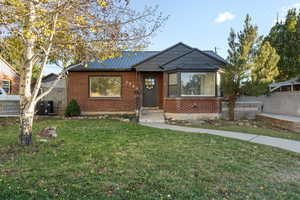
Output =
[
  {"x1": 131, "y1": 0, "x2": 300, "y2": 57},
  {"x1": 44, "y1": 0, "x2": 300, "y2": 74}
]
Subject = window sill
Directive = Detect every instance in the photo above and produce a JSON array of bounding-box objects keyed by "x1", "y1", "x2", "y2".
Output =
[
  {"x1": 165, "y1": 96, "x2": 220, "y2": 100},
  {"x1": 88, "y1": 97, "x2": 122, "y2": 101}
]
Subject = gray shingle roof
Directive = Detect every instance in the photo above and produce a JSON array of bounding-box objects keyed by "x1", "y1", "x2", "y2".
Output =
[
  {"x1": 68, "y1": 43, "x2": 226, "y2": 72},
  {"x1": 160, "y1": 49, "x2": 224, "y2": 72},
  {"x1": 69, "y1": 51, "x2": 159, "y2": 72},
  {"x1": 202, "y1": 50, "x2": 227, "y2": 63}
]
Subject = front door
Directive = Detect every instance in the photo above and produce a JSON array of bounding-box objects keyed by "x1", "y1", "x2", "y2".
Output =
[{"x1": 143, "y1": 76, "x2": 158, "y2": 107}]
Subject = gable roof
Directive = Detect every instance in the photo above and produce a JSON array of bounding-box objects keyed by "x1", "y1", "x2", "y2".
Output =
[
  {"x1": 160, "y1": 48, "x2": 225, "y2": 71},
  {"x1": 134, "y1": 42, "x2": 195, "y2": 72},
  {"x1": 68, "y1": 42, "x2": 226, "y2": 72},
  {"x1": 68, "y1": 51, "x2": 158, "y2": 72},
  {"x1": 0, "y1": 56, "x2": 19, "y2": 77},
  {"x1": 132, "y1": 42, "x2": 192, "y2": 68},
  {"x1": 42, "y1": 73, "x2": 58, "y2": 82},
  {"x1": 202, "y1": 50, "x2": 227, "y2": 64}
]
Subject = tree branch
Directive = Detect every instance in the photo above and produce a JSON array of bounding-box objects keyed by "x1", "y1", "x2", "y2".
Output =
[
  {"x1": 35, "y1": 62, "x2": 83, "y2": 102},
  {"x1": 31, "y1": 8, "x2": 60, "y2": 104}
]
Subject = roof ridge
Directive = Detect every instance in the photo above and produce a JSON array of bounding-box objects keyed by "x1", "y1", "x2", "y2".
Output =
[
  {"x1": 193, "y1": 48, "x2": 226, "y2": 65},
  {"x1": 121, "y1": 50, "x2": 159, "y2": 52},
  {"x1": 132, "y1": 42, "x2": 193, "y2": 68},
  {"x1": 159, "y1": 49, "x2": 196, "y2": 68},
  {"x1": 160, "y1": 48, "x2": 226, "y2": 69}
]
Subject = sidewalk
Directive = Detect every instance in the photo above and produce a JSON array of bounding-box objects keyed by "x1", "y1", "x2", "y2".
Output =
[{"x1": 140, "y1": 122, "x2": 300, "y2": 154}]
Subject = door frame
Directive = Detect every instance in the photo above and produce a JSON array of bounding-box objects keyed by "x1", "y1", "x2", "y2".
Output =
[{"x1": 142, "y1": 75, "x2": 159, "y2": 107}]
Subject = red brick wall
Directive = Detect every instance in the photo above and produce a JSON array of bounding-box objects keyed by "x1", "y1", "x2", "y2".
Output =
[
  {"x1": 67, "y1": 71, "x2": 139, "y2": 113},
  {"x1": 0, "y1": 74, "x2": 19, "y2": 94},
  {"x1": 68, "y1": 71, "x2": 221, "y2": 114},
  {"x1": 164, "y1": 98, "x2": 221, "y2": 113}
]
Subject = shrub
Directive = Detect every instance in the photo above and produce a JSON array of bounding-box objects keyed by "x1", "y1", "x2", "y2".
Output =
[{"x1": 65, "y1": 99, "x2": 81, "y2": 117}]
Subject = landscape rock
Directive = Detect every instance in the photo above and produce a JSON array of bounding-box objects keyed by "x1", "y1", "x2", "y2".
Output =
[
  {"x1": 37, "y1": 127, "x2": 58, "y2": 139},
  {"x1": 245, "y1": 122, "x2": 251, "y2": 126},
  {"x1": 120, "y1": 118, "x2": 130, "y2": 122},
  {"x1": 238, "y1": 122, "x2": 244, "y2": 126}
]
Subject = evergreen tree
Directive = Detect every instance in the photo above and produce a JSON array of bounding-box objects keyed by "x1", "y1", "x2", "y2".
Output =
[
  {"x1": 251, "y1": 41, "x2": 280, "y2": 83},
  {"x1": 222, "y1": 15, "x2": 258, "y2": 120},
  {"x1": 265, "y1": 9, "x2": 300, "y2": 81},
  {"x1": 242, "y1": 41, "x2": 280, "y2": 96}
]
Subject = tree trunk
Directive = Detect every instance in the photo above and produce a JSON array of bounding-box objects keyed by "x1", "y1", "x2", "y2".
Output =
[
  {"x1": 18, "y1": 1, "x2": 36, "y2": 146},
  {"x1": 19, "y1": 107, "x2": 35, "y2": 146},
  {"x1": 228, "y1": 96, "x2": 236, "y2": 121}
]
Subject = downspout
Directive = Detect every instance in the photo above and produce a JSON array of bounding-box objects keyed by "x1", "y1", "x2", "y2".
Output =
[{"x1": 135, "y1": 70, "x2": 140, "y2": 121}]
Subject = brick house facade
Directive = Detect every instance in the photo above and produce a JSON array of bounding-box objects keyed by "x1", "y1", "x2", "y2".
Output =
[
  {"x1": 67, "y1": 43, "x2": 225, "y2": 120},
  {"x1": 0, "y1": 56, "x2": 19, "y2": 94},
  {"x1": 68, "y1": 71, "x2": 139, "y2": 114}
]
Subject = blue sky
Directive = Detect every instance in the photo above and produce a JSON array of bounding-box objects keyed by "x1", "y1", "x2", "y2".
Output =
[
  {"x1": 131, "y1": 0, "x2": 300, "y2": 58},
  {"x1": 44, "y1": 0, "x2": 300, "y2": 74}
]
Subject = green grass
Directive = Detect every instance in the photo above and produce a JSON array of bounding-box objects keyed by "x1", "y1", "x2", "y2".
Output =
[
  {"x1": 1, "y1": 119, "x2": 300, "y2": 199},
  {"x1": 174, "y1": 121, "x2": 300, "y2": 141}
]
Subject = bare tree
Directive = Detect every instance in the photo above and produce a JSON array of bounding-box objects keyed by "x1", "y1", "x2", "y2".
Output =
[{"x1": 0, "y1": 0, "x2": 167, "y2": 145}]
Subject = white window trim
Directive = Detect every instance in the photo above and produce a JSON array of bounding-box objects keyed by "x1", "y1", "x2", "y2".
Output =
[
  {"x1": 89, "y1": 76, "x2": 122, "y2": 98},
  {"x1": 180, "y1": 72, "x2": 216, "y2": 97}
]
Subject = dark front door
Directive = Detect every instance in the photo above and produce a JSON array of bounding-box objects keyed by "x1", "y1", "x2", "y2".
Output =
[{"x1": 143, "y1": 76, "x2": 158, "y2": 107}]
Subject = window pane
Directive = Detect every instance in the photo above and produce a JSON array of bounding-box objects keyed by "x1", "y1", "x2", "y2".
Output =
[
  {"x1": 169, "y1": 85, "x2": 177, "y2": 97},
  {"x1": 168, "y1": 73, "x2": 177, "y2": 97},
  {"x1": 2, "y1": 80, "x2": 10, "y2": 94},
  {"x1": 181, "y1": 73, "x2": 215, "y2": 96},
  {"x1": 90, "y1": 76, "x2": 121, "y2": 97},
  {"x1": 168, "y1": 73, "x2": 177, "y2": 85}
]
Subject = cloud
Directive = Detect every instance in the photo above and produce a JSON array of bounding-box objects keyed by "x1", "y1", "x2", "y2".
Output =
[{"x1": 214, "y1": 12, "x2": 235, "y2": 23}]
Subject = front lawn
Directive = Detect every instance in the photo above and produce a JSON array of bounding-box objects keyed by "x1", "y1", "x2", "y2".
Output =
[{"x1": 1, "y1": 119, "x2": 300, "y2": 199}]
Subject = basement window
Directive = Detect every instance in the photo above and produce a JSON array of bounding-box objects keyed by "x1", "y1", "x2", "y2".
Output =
[{"x1": 89, "y1": 76, "x2": 121, "y2": 98}]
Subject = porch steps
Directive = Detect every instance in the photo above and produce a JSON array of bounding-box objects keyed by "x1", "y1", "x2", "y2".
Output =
[{"x1": 139, "y1": 108, "x2": 165, "y2": 123}]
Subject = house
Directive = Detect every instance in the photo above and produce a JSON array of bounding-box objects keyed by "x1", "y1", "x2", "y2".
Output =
[
  {"x1": 269, "y1": 77, "x2": 300, "y2": 92},
  {"x1": 0, "y1": 56, "x2": 19, "y2": 94},
  {"x1": 67, "y1": 42, "x2": 226, "y2": 120},
  {"x1": 40, "y1": 73, "x2": 67, "y2": 115}
]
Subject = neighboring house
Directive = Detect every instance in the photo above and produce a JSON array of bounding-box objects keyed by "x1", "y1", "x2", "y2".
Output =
[
  {"x1": 269, "y1": 77, "x2": 300, "y2": 92},
  {"x1": 0, "y1": 56, "x2": 19, "y2": 94},
  {"x1": 239, "y1": 76, "x2": 300, "y2": 117},
  {"x1": 67, "y1": 42, "x2": 226, "y2": 120},
  {"x1": 40, "y1": 73, "x2": 67, "y2": 115}
]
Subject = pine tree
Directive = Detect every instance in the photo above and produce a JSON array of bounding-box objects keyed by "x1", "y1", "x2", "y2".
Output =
[
  {"x1": 223, "y1": 14, "x2": 258, "y2": 120},
  {"x1": 242, "y1": 41, "x2": 280, "y2": 96},
  {"x1": 251, "y1": 41, "x2": 280, "y2": 83},
  {"x1": 265, "y1": 9, "x2": 300, "y2": 81}
]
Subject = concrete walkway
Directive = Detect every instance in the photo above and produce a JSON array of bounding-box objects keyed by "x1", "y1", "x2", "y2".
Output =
[{"x1": 140, "y1": 122, "x2": 300, "y2": 154}]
